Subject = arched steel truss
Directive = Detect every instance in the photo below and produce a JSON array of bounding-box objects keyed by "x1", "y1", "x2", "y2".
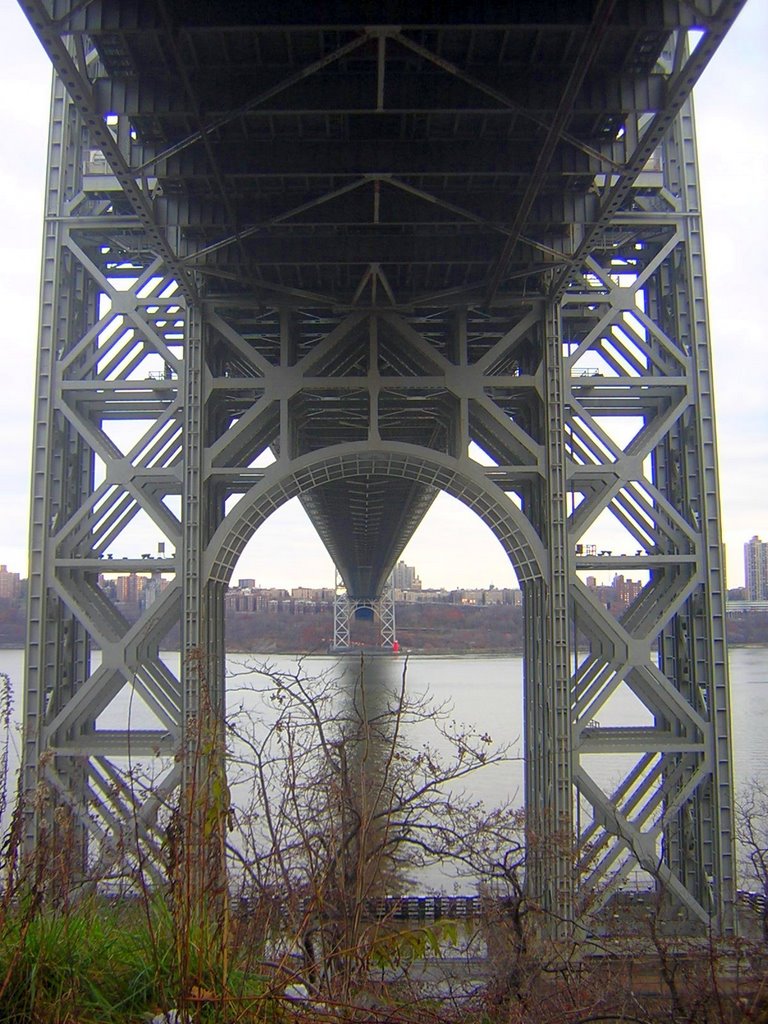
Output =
[{"x1": 20, "y1": 0, "x2": 738, "y2": 937}]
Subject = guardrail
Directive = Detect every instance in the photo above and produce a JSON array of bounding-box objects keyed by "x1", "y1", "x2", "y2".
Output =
[{"x1": 232, "y1": 894, "x2": 483, "y2": 923}]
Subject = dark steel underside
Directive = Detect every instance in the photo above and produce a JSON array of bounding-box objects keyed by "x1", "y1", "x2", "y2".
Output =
[{"x1": 23, "y1": 0, "x2": 739, "y2": 597}]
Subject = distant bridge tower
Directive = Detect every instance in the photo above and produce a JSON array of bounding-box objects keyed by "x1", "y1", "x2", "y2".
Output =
[
  {"x1": 19, "y1": 0, "x2": 742, "y2": 936},
  {"x1": 332, "y1": 573, "x2": 397, "y2": 652}
]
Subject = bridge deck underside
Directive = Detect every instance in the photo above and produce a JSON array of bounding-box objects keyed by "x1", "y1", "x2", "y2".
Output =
[
  {"x1": 26, "y1": 0, "x2": 739, "y2": 595},
  {"x1": 19, "y1": 0, "x2": 741, "y2": 937},
  {"x1": 36, "y1": 0, "x2": 733, "y2": 593}
]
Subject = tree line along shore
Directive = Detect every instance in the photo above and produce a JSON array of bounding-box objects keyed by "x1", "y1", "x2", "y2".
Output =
[{"x1": 1, "y1": 595, "x2": 767, "y2": 653}]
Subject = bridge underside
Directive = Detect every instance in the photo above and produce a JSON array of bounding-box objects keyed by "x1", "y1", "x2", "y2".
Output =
[{"x1": 21, "y1": 0, "x2": 739, "y2": 935}]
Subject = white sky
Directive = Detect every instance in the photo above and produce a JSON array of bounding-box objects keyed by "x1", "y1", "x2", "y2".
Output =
[{"x1": 0, "y1": 2, "x2": 765, "y2": 592}]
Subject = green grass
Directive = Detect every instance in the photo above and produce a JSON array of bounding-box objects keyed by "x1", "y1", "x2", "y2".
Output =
[
  {"x1": 0, "y1": 898, "x2": 168, "y2": 1022},
  {"x1": 0, "y1": 893, "x2": 277, "y2": 1023}
]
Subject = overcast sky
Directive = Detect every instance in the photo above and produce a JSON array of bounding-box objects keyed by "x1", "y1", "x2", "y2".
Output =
[{"x1": 0, "y1": 2, "x2": 765, "y2": 592}]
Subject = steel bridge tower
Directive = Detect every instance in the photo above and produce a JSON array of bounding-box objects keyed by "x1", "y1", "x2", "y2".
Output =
[{"x1": 20, "y1": 0, "x2": 742, "y2": 935}]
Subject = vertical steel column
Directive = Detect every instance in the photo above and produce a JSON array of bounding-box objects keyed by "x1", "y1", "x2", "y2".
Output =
[
  {"x1": 181, "y1": 299, "x2": 227, "y2": 718},
  {"x1": 181, "y1": 300, "x2": 226, "y2": 693},
  {"x1": 180, "y1": 298, "x2": 228, "y2": 905},
  {"x1": 181, "y1": 300, "x2": 205, "y2": 720},
  {"x1": 24, "y1": 75, "x2": 91, "y2": 864},
  {"x1": 523, "y1": 578, "x2": 546, "y2": 899},
  {"x1": 525, "y1": 300, "x2": 574, "y2": 936},
  {"x1": 24, "y1": 75, "x2": 64, "y2": 852},
  {"x1": 544, "y1": 299, "x2": 574, "y2": 932},
  {"x1": 663, "y1": 97, "x2": 735, "y2": 931}
]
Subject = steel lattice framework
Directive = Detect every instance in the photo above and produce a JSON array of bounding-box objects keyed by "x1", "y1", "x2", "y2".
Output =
[
  {"x1": 332, "y1": 574, "x2": 397, "y2": 651},
  {"x1": 20, "y1": 0, "x2": 742, "y2": 935}
]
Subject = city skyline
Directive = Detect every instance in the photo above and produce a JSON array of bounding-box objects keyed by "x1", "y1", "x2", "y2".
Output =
[
  {"x1": 1, "y1": 549, "x2": 761, "y2": 599},
  {"x1": 0, "y1": 2, "x2": 766, "y2": 592}
]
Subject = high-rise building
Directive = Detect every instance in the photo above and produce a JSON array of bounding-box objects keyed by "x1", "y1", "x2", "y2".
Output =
[
  {"x1": 115, "y1": 572, "x2": 145, "y2": 605},
  {"x1": 0, "y1": 565, "x2": 21, "y2": 600},
  {"x1": 744, "y1": 535, "x2": 768, "y2": 601},
  {"x1": 392, "y1": 560, "x2": 417, "y2": 591}
]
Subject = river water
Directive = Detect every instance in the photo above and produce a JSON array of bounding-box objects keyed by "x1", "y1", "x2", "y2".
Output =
[
  {"x1": 1, "y1": 646, "x2": 766, "y2": 887},
  {"x1": 221, "y1": 646, "x2": 768, "y2": 835}
]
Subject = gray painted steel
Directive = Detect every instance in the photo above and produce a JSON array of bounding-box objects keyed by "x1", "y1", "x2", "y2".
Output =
[{"x1": 19, "y1": 0, "x2": 741, "y2": 936}]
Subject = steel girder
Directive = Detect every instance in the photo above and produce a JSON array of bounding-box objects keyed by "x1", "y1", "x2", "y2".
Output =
[{"x1": 20, "y1": 0, "x2": 738, "y2": 935}]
